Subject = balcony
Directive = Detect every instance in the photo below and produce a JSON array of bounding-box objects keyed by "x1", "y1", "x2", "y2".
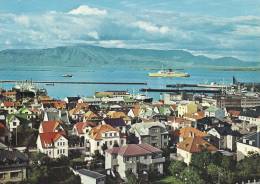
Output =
[
  {"x1": 150, "y1": 157, "x2": 165, "y2": 164},
  {"x1": 140, "y1": 157, "x2": 165, "y2": 165}
]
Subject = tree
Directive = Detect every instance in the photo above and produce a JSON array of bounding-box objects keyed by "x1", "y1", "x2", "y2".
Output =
[
  {"x1": 125, "y1": 170, "x2": 139, "y2": 184},
  {"x1": 169, "y1": 160, "x2": 187, "y2": 176},
  {"x1": 180, "y1": 167, "x2": 205, "y2": 184},
  {"x1": 191, "y1": 151, "x2": 212, "y2": 170},
  {"x1": 207, "y1": 163, "x2": 221, "y2": 184}
]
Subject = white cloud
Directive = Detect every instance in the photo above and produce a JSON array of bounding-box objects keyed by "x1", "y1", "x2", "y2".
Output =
[
  {"x1": 134, "y1": 21, "x2": 170, "y2": 34},
  {"x1": 14, "y1": 15, "x2": 30, "y2": 27},
  {"x1": 233, "y1": 25, "x2": 260, "y2": 36},
  {"x1": 87, "y1": 31, "x2": 99, "y2": 39},
  {"x1": 98, "y1": 40, "x2": 126, "y2": 48},
  {"x1": 68, "y1": 5, "x2": 107, "y2": 16}
]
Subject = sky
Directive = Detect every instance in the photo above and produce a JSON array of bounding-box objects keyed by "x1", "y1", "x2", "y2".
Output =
[{"x1": 0, "y1": 0, "x2": 260, "y2": 61}]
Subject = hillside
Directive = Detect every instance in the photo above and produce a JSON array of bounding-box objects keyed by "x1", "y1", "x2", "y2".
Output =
[{"x1": 0, "y1": 45, "x2": 257, "y2": 69}]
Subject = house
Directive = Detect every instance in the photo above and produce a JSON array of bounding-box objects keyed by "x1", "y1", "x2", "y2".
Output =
[
  {"x1": 43, "y1": 108, "x2": 70, "y2": 124},
  {"x1": 127, "y1": 105, "x2": 141, "y2": 119},
  {"x1": 1, "y1": 91, "x2": 17, "y2": 101},
  {"x1": 239, "y1": 108, "x2": 260, "y2": 126},
  {"x1": 167, "y1": 117, "x2": 193, "y2": 130},
  {"x1": 39, "y1": 120, "x2": 64, "y2": 133},
  {"x1": 17, "y1": 107, "x2": 36, "y2": 120},
  {"x1": 37, "y1": 132, "x2": 68, "y2": 158},
  {"x1": 129, "y1": 121, "x2": 169, "y2": 149},
  {"x1": 1, "y1": 101, "x2": 17, "y2": 114},
  {"x1": 0, "y1": 148, "x2": 28, "y2": 183},
  {"x1": 106, "y1": 111, "x2": 131, "y2": 125},
  {"x1": 6, "y1": 114, "x2": 21, "y2": 132},
  {"x1": 177, "y1": 101, "x2": 197, "y2": 117},
  {"x1": 103, "y1": 118, "x2": 127, "y2": 134},
  {"x1": 207, "y1": 125, "x2": 241, "y2": 150},
  {"x1": 72, "y1": 169, "x2": 106, "y2": 184},
  {"x1": 88, "y1": 124, "x2": 126, "y2": 155},
  {"x1": 205, "y1": 106, "x2": 225, "y2": 120},
  {"x1": 105, "y1": 143, "x2": 165, "y2": 179},
  {"x1": 183, "y1": 111, "x2": 205, "y2": 122},
  {"x1": 72, "y1": 121, "x2": 96, "y2": 146},
  {"x1": 83, "y1": 111, "x2": 101, "y2": 122},
  {"x1": 69, "y1": 107, "x2": 86, "y2": 121},
  {"x1": 178, "y1": 127, "x2": 207, "y2": 142},
  {"x1": 177, "y1": 136, "x2": 218, "y2": 165},
  {"x1": 236, "y1": 126, "x2": 260, "y2": 161}
]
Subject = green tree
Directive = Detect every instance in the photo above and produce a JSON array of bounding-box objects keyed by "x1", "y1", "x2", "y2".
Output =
[
  {"x1": 207, "y1": 163, "x2": 221, "y2": 184},
  {"x1": 191, "y1": 151, "x2": 212, "y2": 170},
  {"x1": 169, "y1": 160, "x2": 187, "y2": 176},
  {"x1": 125, "y1": 170, "x2": 139, "y2": 184},
  {"x1": 180, "y1": 167, "x2": 205, "y2": 184}
]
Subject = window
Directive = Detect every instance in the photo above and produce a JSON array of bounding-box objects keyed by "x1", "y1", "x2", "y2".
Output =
[
  {"x1": 97, "y1": 142, "x2": 100, "y2": 146},
  {"x1": 63, "y1": 142, "x2": 65, "y2": 146},
  {"x1": 0, "y1": 173, "x2": 5, "y2": 179},
  {"x1": 63, "y1": 149, "x2": 65, "y2": 154},
  {"x1": 110, "y1": 133, "x2": 112, "y2": 136},
  {"x1": 13, "y1": 122, "x2": 16, "y2": 126},
  {"x1": 114, "y1": 133, "x2": 117, "y2": 136},
  {"x1": 57, "y1": 142, "x2": 59, "y2": 146},
  {"x1": 10, "y1": 172, "x2": 20, "y2": 178},
  {"x1": 57, "y1": 150, "x2": 59, "y2": 154},
  {"x1": 110, "y1": 141, "x2": 112, "y2": 145}
]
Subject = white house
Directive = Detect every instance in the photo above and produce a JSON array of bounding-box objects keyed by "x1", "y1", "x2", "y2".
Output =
[
  {"x1": 236, "y1": 126, "x2": 260, "y2": 161},
  {"x1": 177, "y1": 136, "x2": 217, "y2": 165},
  {"x1": 37, "y1": 132, "x2": 68, "y2": 158},
  {"x1": 6, "y1": 114, "x2": 20, "y2": 132},
  {"x1": 88, "y1": 124, "x2": 126, "y2": 155},
  {"x1": 177, "y1": 101, "x2": 197, "y2": 117},
  {"x1": 105, "y1": 144, "x2": 165, "y2": 179}
]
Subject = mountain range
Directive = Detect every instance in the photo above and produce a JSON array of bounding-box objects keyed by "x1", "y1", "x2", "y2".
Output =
[{"x1": 0, "y1": 45, "x2": 258, "y2": 69}]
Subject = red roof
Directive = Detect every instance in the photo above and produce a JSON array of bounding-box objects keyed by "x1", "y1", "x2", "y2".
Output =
[
  {"x1": 106, "y1": 143, "x2": 162, "y2": 156},
  {"x1": 177, "y1": 136, "x2": 217, "y2": 153},
  {"x1": 39, "y1": 132, "x2": 65, "y2": 148},
  {"x1": 41, "y1": 121, "x2": 62, "y2": 133},
  {"x1": 75, "y1": 122, "x2": 96, "y2": 134},
  {"x1": 3, "y1": 101, "x2": 15, "y2": 107}
]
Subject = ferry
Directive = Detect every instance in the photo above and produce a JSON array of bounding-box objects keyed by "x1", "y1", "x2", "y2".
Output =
[
  {"x1": 149, "y1": 69, "x2": 190, "y2": 78},
  {"x1": 62, "y1": 74, "x2": 73, "y2": 77}
]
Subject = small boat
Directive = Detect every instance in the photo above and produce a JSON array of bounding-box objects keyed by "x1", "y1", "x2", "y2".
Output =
[
  {"x1": 46, "y1": 83, "x2": 55, "y2": 86},
  {"x1": 61, "y1": 74, "x2": 73, "y2": 77},
  {"x1": 149, "y1": 69, "x2": 190, "y2": 78}
]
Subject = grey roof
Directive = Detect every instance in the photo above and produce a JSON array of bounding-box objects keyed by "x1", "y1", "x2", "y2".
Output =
[
  {"x1": 130, "y1": 121, "x2": 168, "y2": 136},
  {"x1": 77, "y1": 169, "x2": 105, "y2": 179},
  {"x1": 0, "y1": 149, "x2": 28, "y2": 169}
]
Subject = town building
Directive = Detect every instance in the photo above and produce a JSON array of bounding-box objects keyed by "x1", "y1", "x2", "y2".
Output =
[
  {"x1": 0, "y1": 148, "x2": 28, "y2": 183},
  {"x1": 129, "y1": 121, "x2": 169, "y2": 149},
  {"x1": 236, "y1": 126, "x2": 260, "y2": 161},
  {"x1": 105, "y1": 143, "x2": 165, "y2": 179},
  {"x1": 177, "y1": 136, "x2": 217, "y2": 165},
  {"x1": 36, "y1": 132, "x2": 68, "y2": 158}
]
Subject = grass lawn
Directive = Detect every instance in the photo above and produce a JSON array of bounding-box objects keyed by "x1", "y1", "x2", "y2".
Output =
[{"x1": 153, "y1": 176, "x2": 183, "y2": 184}]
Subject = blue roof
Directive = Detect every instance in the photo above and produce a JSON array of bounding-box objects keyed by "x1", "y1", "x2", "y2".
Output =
[{"x1": 104, "y1": 118, "x2": 126, "y2": 127}]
